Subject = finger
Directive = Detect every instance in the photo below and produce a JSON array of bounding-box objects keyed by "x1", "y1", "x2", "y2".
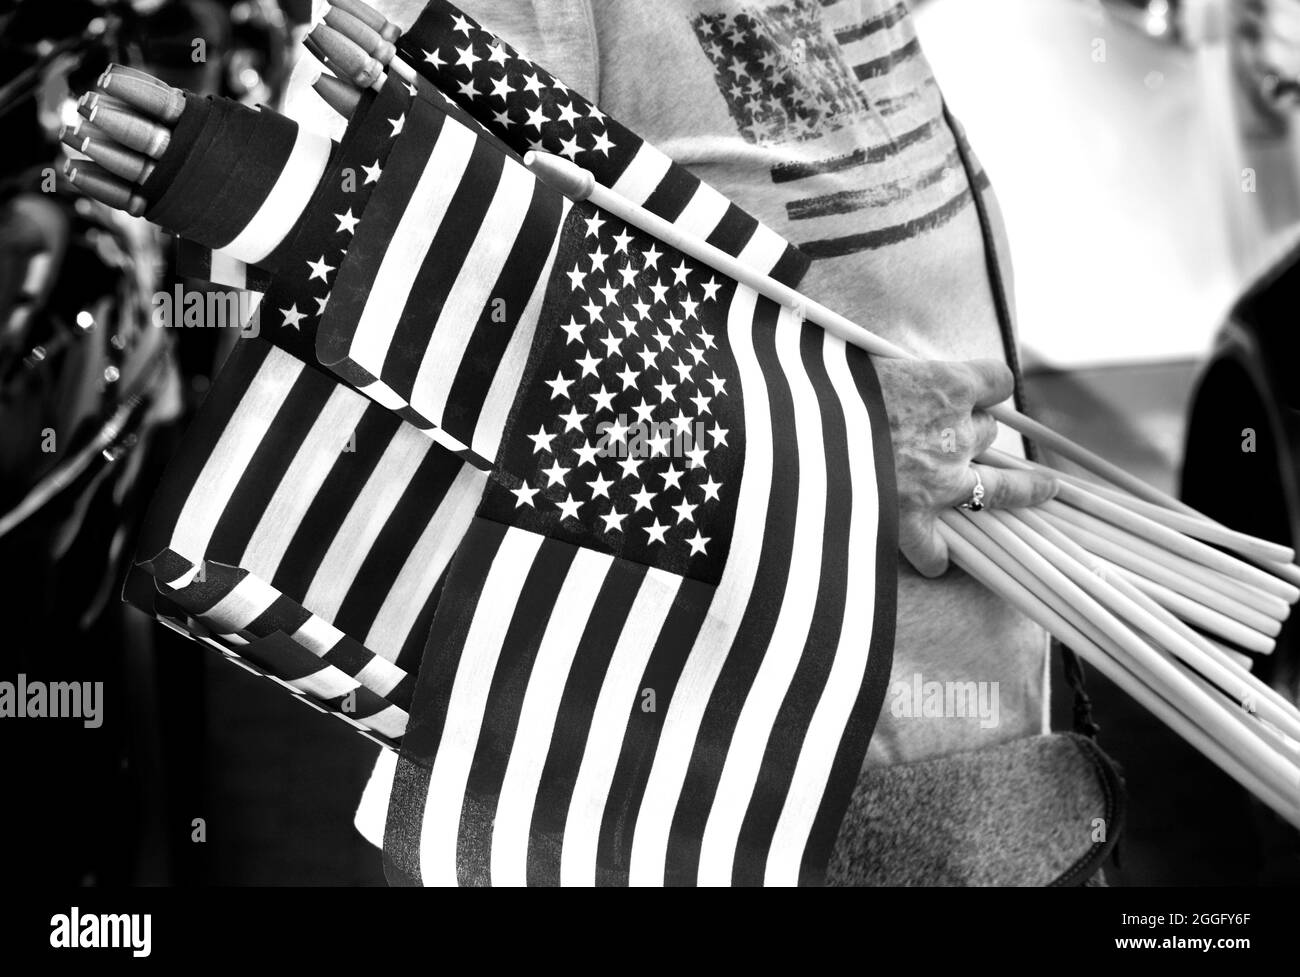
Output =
[
  {"x1": 901, "y1": 521, "x2": 950, "y2": 578},
  {"x1": 961, "y1": 359, "x2": 1015, "y2": 409},
  {"x1": 971, "y1": 409, "x2": 999, "y2": 456},
  {"x1": 970, "y1": 464, "x2": 1058, "y2": 510}
]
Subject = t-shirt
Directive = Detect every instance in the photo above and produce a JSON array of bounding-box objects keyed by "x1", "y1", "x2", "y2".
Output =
[{"x1": 307, "y1": 0, "x2": 1052, "y2": 766}]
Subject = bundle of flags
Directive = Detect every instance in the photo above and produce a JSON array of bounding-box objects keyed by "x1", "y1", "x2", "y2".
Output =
[
  {"x1": 100, "y1": 0, "x2": 899, "y2": 886},
  {"x1": 70, "y1": 0, "x2": 1300, "y2": 882}
]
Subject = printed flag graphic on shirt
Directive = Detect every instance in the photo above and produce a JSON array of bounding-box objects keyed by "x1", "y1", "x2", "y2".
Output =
[{"x1": 323, "y1": 80, "x2": 901, "y2": 885}]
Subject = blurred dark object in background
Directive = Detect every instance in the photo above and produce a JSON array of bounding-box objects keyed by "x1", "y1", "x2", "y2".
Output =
[
  {"x1": 0, "y1": 0, "x2": 302, "y2": 886},
  {"x1": 1181, "y1": 237, "x2": 1300, "y2": 885}
]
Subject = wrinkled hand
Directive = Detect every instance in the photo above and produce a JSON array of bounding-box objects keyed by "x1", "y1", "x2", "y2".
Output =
[{"x1": 875, "y1": 358, "x2": 1058, "y2": 577}]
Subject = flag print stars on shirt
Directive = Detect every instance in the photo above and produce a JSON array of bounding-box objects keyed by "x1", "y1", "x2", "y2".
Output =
[
  {"x1": 415, "y1": 15, "x2": 613, "y2": 161},
  {"x1": 486, "y1": 203, "x2": 742, "y2": 583}
]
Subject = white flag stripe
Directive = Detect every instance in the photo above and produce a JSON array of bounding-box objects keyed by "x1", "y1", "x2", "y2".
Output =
[
  {"x1": 209, "y1": 249, "x2": 248, "y2": 289},
  {"x1": 408, "y1": 159, "x2": 537, "y2": 424},
  {"x1": 673, "y1": 182, "x2": 731, "y2": 243},
  {"x1": 289, "y1": 610, "x2": 346, "y2": 656},
  {"x1": 696, "y1": 309, "x2": 828, "y2": 884},
  {"x1": 627, "y1": 286, "x2": 772, "y2": 885},
  {"x1": 361, "y1": 465, "x2": 484, "y2": 658},
  {"x1": 171, "y1": 347, "x2": 305, "y2": 562},
  {"x1": 489, "y1": 546, "x2": 611, "y2": 886},
  {"x1": 348, "y1": 122, "x2": 478, "y2": 380},
  {"x1": 360, "y1": 703, "x2": 409, "y2": 740},
  {"x1": 201, "y1": 573, "x2": 281, "y2": 633},
  {"x1": 284, "y1": 661, "x2": 358, "y2": 701},
  {"x1": 765, "y1": 336, "x2": 882, "y2": 884},
  {"x1": 419, "y1": 527, "x2": 546, "y2": 885},
  {"x1": 301, "y1": 430, "x2": 432, "y2": 621},
  {"x1": 736, "y1": 223, "x2": 791, "y2": 281},
  {"x1": 222, "y1": 126, "x2": 333, "y2": 265},
  {"x1": 559, "y1": 567, "x2": 683, "y2": 886},
  {"x1": 239, "y1": 384, "x2": 368, "y2": 579},
  {"x1": 469, "y1": 206, "x2": 570, "y2": 460},
  {"x1": 363, "y1": 464, "x2": 487, "y2": 662},
  {"x1": 610, "y1": 146, "x2": 674, "y2": 205},
  {"x1": 353, "y1": 654, "x2": 407, "y2": 698}
]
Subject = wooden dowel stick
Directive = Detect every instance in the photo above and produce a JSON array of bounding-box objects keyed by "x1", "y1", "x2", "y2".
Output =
[
  {"x1": 1043, "y1": 501, "x2": 1286, "y2": 631},
  {"x1": 939, "y1": 518, "x2": 1300, "y2": 827},
  {"x1": 995, "y1": 509, "x2": 1300, "y2": 741},
  {"x1": 983, "y1": 447, "x2": 1296, "y2": 570}
]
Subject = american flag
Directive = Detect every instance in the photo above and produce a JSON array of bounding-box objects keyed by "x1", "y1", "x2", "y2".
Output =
[{"x1": 127, "y1": 80, "x2": 487, "y2": 743}]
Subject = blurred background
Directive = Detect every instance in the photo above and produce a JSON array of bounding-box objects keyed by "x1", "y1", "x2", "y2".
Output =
[{"x1": 1, "y1": 0, "x2": 1298, "y2": 886}]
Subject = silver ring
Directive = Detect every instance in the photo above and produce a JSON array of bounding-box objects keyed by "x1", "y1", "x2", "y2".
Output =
[{"x1": 960, "y1": 468, "x2": 985, "y2": 512}]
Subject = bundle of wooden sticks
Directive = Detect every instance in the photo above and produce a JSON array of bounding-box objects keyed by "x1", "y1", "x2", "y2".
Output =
[{"x1": 63, "y1": 0, "x2": 1300, "y2": 827}]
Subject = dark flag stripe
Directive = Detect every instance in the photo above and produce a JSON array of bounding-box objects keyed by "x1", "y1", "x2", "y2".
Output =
[
  {"x1": 378, "y1": 135, "x2": 504, "y2": 400},
  {"x1": 638, "y1": 166, "x2": 701, "y2": 225},
  {"x1": 833, "y1": 1, "x2": 908, "y2": 44},
  {"x1": 770, "y1": 118, "x2": 937, "y2": 184},
  {"x1": 331, "y1": 444, "x2": 464, "y2": 648},
  {"x1": 454, "y1": 537, "x2": 578, "y2": 885},
  {"x1": 592, "y1": 579, "x2": 714, "y2": 883},
  {"x1": 203, "y1": 367, "x2": 335, "y2": 563},
  {"x1": 316, "y1": 95, "x2": 452, "y2": 389},
  {"x1": 792, "y1": 343, "x2": 897, "y2": 884},
  {"x1": 785, "y1": 150, "x2": 962, "y2": 221},
  {"x1": 731, "y1": 326, "x2": 854, "y2": 884},
  {"x1": 441, "y1": 183, "x2": 565, "y2": 443},
  {"x1": 851, "y1": 35, "x2": 922, "y2": 82},
  {"x1": 268, "y1": 408, "x2": 395, "y2": 601},
  {"x1": 703, "y1": 203, "x2": 759, "y2": 262},
  {"x1": 525, "y1": 558, "x2": 648, "y2": 886},
  {"x1": 795, "y1": 180, "x2": 982, "y2": 258},
  {"x1": 662, "y1": 299, "x2": 800, "y2": 885}
]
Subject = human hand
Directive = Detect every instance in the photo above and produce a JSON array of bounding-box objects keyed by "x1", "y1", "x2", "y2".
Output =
[{"x1": 874, "y1": 358, "x2": 1059, "y2": 577}]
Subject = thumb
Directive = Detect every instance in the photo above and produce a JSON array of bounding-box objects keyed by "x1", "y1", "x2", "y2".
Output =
[{"x1": 899, "y1": 511, "x2": 950, "y2": 578}]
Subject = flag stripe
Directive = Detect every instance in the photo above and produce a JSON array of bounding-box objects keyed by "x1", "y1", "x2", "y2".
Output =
[
  {"x1": 363, "y1": 464, "x2": 487, "y2": 665},
  {"x1": 559, "y1": 567, "x2": 682, "y2": 885},
  {"x1": 665, "y1": 303, "x2": 805, "y2": 885},
  {"x1": 418, "y1": 525, "x2": 545, "y2": 885},
  {"x1": 592, "y1": 579, "x2": 714, "y2": 882},
  {"x1": 525, "y1": 559, "x2": 647, "y2": 886},
  {"x1": 221, "y1": 125, "x2": 333, "y2": 265},
  {"x1": 384, "y1": 517, "x2": 511, "y2": 886},
  {"x1": 488, "y1": 546, "x2": 611, "y2": 886},
  {"x1": 626, "y1": 288, "x2": 775, "y2": 886},
  {"x1": 454, "y1": 537, "x2": 578, "y2": 886},
  {"x1": 731, "y1": 327, "x2": 855, "y2": 884},
  {"x1": 694, "y1": 308, "x2": 829, "y2": 885},
  {"x1": 349, "y1": 116, "x2": 476, "y2": 383},
  {"x1": 777, "y1": 343, "x2": 897, "y2": 884},
  {"x1": 380, "y1": 136, "x2": 504, "y2": 402}
]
